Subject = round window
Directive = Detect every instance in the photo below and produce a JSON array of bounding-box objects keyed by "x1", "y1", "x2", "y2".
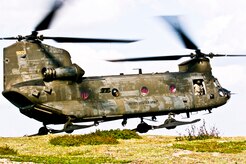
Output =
[
  {"x1": 141, "y1": 86, "x2": 149, "y2": 96},
  {"x1": 169, "y1": 84, "x2": 176, "y2": 93},
  {"x1": 81, "y1": 91, "x2": 89, "y2": 100},
  {"x1": 112, "y1": 88, "x2": 120, "y2": 97}
]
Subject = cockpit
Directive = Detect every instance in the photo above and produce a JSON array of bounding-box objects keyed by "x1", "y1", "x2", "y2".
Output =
[{"x1": 213, "y1": 78, "x2": 231, "y2": 99}]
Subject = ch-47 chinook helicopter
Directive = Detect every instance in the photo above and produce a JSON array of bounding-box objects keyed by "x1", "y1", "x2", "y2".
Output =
[{"x1": 1, "y1": 1, "x2": 245, "y2": 136}]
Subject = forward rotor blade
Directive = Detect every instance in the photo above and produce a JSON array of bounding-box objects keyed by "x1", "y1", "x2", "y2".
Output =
[
  {"x1": 204, "y1": 53, "x2": 246, "y2": 58},
  {"x1": 162, "y1": 16, "x2": 198, "y2": 50},
  {"x1": 211, "y1": 54, "x2": 246, "y2": 57},
  {"x1": 43, "y1": 36, "x2": 138, "y2": 43},
  {"x1": 34, "y1": 0, "x2": 64, "y2": 31},
  {"x1": 108, "y1": 55, "x2": 190, "y2": 62}
]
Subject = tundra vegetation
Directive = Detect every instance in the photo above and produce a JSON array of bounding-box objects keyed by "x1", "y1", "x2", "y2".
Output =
[{"x1": 0, "y1": 126, "x2": 245, "y2": 163}]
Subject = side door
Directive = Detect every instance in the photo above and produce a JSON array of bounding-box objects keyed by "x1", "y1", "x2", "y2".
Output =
[{"x1": 192, "y1": 78, "x2": 209, "y2": 109}]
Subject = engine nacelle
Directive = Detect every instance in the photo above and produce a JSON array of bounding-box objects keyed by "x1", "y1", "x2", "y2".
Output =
[{"x1": 42, "y1": 64, "x2": 85, "y2": 83}]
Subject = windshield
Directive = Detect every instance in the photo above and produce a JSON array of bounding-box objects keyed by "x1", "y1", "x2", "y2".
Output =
[{"x1": 213, "y1": 78, "x2": 221, "y2": 88}]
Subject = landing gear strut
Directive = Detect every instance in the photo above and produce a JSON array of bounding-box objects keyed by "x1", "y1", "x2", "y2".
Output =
[{"x1": 122, "y1": 118, "x2": 127, "y2": 127}]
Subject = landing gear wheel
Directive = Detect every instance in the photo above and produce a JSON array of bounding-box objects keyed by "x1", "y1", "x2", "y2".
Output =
[
  {"x1": 152, "y1": 116, "x2": 157, "y2": 121},
  {"x1": 164, "y1": 117, "x2": 177, "y2": 129},
  {"x1": 136, "y1": 122, "x2": 152, "y2": 133},
  {"x1": 64, "y1": 122, "x2": 74, "y2": 134},
  {"x1": 38, "y1": 127, "x2": 49, "y2": 135},
  {"x1": 94, "y1": 121, "x2": 99, "y2": 126}
]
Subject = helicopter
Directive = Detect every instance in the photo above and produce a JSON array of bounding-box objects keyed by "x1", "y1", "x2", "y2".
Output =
[{"x1": 1, "y1": 0, "x2": 245, "y2": 136}]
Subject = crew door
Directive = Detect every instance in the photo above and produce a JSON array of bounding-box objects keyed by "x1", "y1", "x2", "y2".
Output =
[{"x1": 192, "y1": 78, "x2": 208, "y2": 109}]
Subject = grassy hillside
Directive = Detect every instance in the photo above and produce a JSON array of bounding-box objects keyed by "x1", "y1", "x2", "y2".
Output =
[{"x1": 0, "y1": 133, "x2": 245, "y2": 163}]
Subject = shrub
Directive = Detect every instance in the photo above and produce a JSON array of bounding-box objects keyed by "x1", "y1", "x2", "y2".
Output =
[
  {"x1": 50, "y1": 134, "x2": 118, "y2": 146},
  {"x1": 49, "y1": 129, "x2": 141, "y2": 146},
  {"x1": 94, "y1": 129, "x2": 142, "y2": 140},
  {"x1": 0, "y1": 145, "x2": 18, "y2": 155},
  {"x1": 176, "y1": 119, "x2": 220, "y2": 141}
]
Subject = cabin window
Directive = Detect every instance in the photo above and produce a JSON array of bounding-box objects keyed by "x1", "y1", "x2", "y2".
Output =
[
  {"x1": 140, "y1": 86, "x2": 149, "y2": 96},
  {"x1": 169, "y1": 84, "x2": 176, "y2": 93},
  {"x1": 112, "y1": 88, "x2": 120, "y2": 97},
  {"x1": 193, "y1": 79, "x2": 205, "y2": 95},
  {"x1": 81, "y1": 91, "x2": 89, "y2": 100}
]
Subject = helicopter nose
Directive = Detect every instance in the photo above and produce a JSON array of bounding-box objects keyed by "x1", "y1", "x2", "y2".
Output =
[
  {"x1": 221, "y1": 88, "x2": 231, "y2": 99},
  {"x1": 225, "y1": 91, "x2": 231, "y2": 99}
]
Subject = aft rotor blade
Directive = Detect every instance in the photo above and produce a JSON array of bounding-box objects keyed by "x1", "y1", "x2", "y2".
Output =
[
  {"x1": 108, "y1": 55, "x2": 190, "y2": 62},
  {"x1": 0, "y1": 37, "x2": 18, "y2": 40},
  {"x1": 162, "y1": 16, "x2": 199, "y2": 50},
  {"x1": 34, "y1": 0, "x2": 64, "y2": 31},
  {"x1": 43, "y1": 36, "x2": 138, "y2": 43}
]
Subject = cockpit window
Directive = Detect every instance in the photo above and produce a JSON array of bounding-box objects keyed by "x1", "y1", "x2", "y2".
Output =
[{"x1": 213, "y1": 78, "x2": 221, "y2": 88}]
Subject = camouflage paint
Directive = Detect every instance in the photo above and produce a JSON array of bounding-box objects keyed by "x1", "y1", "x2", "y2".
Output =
[{"x1": 2, "y1": 42, "x2": 230, "y2": 125}]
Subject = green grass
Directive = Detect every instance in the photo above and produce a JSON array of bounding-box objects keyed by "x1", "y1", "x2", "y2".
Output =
[
  {"x1": 2, "y1": 155, "x2": 130, "y2": 164},
  {"x1": 172, "y1": 120, "x2": 246, "y2": 154},
  {"x1": 173, "y1": 140, "x2": 246, "y2": 153},
  {"x1": 0, "y1": 129, "x2": 142, "y2": 163},
  {"x1": 0, "y1": 131, "x2": 245, "y2": 163}
]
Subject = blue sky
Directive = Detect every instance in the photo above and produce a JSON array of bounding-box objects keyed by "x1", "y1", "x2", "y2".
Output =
[{"x1": 0, "y1": 0, "x2": 246, "y2": 137}]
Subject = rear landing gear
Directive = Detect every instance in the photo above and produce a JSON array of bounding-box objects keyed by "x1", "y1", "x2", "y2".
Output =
[
  {"x1": 38, "y1": 126, "x2": 49, "y2": 135},
  {"x1": 27, "y1": 125, "x2": 49, "y2": 136},
  {"x1": 27, "y1": 120, "x2": 95, "y2": 136},
  {"x1": 136, "y1": 122, "x2": 152, "y2": 133}
]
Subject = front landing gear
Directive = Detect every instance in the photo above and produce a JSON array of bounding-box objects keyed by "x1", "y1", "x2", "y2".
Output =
[
  {"x1": 154, "y1": 114, "x2": 201, "y2": 131},
  {"x1": 132, "y1": 114, "x2": 201, "y2": 133},
  {"x1": 163, "y1": 114, "x2": 178, "y2": 130}
]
